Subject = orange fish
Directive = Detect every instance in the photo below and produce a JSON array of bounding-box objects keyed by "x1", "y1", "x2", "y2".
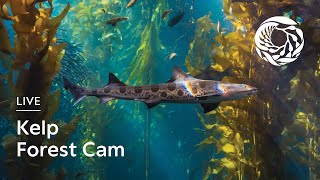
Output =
[
  {"x1": 126, "y1": 0, "x2": 138, "y2": 8},
  {"x1": 169, "y1": 53, "x2": 177, "y2": 60}
]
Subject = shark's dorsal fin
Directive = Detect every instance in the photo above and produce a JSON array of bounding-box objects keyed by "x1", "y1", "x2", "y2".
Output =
[
  {"x1": 143, "y1": 98, "x2": 160, "y2": 109},
  {"x1": 108, "y1": 73, "x2": 127, "y2": 86},
  {"x1": 167, "y1": 67, "x2": 194, "y2": 83}
]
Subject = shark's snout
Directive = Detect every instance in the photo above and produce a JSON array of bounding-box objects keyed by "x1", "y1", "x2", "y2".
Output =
[
  {"x1": 218, "y1": 83, "x2": 258, "y2": 98},
  {"x1": 239, "y1": 85, "x2": 258, "y2": 96},
  {"x1": 246, "y1": 85, "x2": 258, "y2": 94}
]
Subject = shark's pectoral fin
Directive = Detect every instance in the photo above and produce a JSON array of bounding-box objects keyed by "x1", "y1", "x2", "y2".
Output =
[
  {"x1": 144, "y1": 102, "x2": 160, "y2": 109},
  {"x1": 201, "y1": 103, "x2": 220, "y2": 113},
  {"x1": 74, "y1": 95, "x2": 87, "y2": 106},
  {"x1": 143, "y1": 98, "x2": 160, "y2": 109},
  {"x1": 99, "y1": 96, "x2": 114, "y2": 104}
]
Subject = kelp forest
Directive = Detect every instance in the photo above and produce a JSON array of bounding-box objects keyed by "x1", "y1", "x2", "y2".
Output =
[{"x1": 0, "y1": 0, "x2": 319, "y2": 179}]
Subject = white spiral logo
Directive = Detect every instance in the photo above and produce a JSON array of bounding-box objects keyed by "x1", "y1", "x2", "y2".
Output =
[{"x1": 255, "y1": 16, "x2": 304, "y2": 66}]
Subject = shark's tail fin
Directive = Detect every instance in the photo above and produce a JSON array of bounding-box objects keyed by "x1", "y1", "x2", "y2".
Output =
[{"x1": 63, "y1": 77, "x2": 87, "y2": 105}]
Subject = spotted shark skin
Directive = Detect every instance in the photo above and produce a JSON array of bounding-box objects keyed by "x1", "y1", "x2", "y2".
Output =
[
  {"x1": 87, "y1": 80, "x2": 214, "y2": 102},
  {"x1": 63, "y1": 67, "x2": 257, "y2": 113}
]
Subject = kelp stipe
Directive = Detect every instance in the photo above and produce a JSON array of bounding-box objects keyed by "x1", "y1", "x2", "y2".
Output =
[{"x1": 0, "y1": 19, "x2": 11, "y2": 118}]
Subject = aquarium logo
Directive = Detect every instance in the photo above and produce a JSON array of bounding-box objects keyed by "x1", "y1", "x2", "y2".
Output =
[{"x1": 254, "y1": 16, "x2": 304, "y2": 66}]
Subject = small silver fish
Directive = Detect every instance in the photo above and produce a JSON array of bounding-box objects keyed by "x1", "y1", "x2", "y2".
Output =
[
  {"x1": 217, "y1": 20, "x2": 222, "y2": 34},
  {"x1": 169, "y1": 53, "x2": 177, "y2": 60},
  {"x1": 29, "y1": 163, "x2": 40, "y2": 167},
  {"x1": 0, "y1": 100, "x2": 9, "y2": 105}
]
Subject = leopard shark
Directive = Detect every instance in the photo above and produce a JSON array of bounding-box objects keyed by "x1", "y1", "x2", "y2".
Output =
[{"x1": 63, "y1": 67, "x2": 257, "y2": 113}]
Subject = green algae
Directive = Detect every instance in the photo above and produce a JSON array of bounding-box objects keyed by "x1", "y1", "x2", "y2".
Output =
[
  {"x1": 186, "y1": 13, "x2": 215, "y2": 76},
  {"x1": 124, "y1": 1, "x2": 167, "y2": 85}
]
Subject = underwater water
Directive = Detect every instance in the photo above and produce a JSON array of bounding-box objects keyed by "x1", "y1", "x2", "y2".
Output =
[{"x1": 0, "y1": 0, "x2": 319, "y2": 179}]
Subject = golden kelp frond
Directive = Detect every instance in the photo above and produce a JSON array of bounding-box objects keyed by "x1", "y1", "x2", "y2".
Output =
[
  {"x1": 0, "y1": 0, "x2": 80, "y2": 179},
  {"x1": 280, "y1": 110, "x2": 320, "y2": 173},
  {"x1": 0, "y1": 19, "x2": 11, "y2": 53},
  {"x1": 0, "y1": 21, "x2": 12, "y2": 72},
  {"x1": 211, "y1": 157, "x2": 237, "y2": 173},
  {"x1": 8, "y1": 2, "x2": 70, "y2": 68},
  {"x1": 0, "y1": 20, "x2": 11, "y2": 117},
  {"x1": 44, "y1": 90, "x2": 61, "y2": 122},
  {"x1": 197, "y1": 136, "x2": 219, "y2": 147},
  {"x1": 198, "y1": 110, "x2": 259, "y2": 180}
]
